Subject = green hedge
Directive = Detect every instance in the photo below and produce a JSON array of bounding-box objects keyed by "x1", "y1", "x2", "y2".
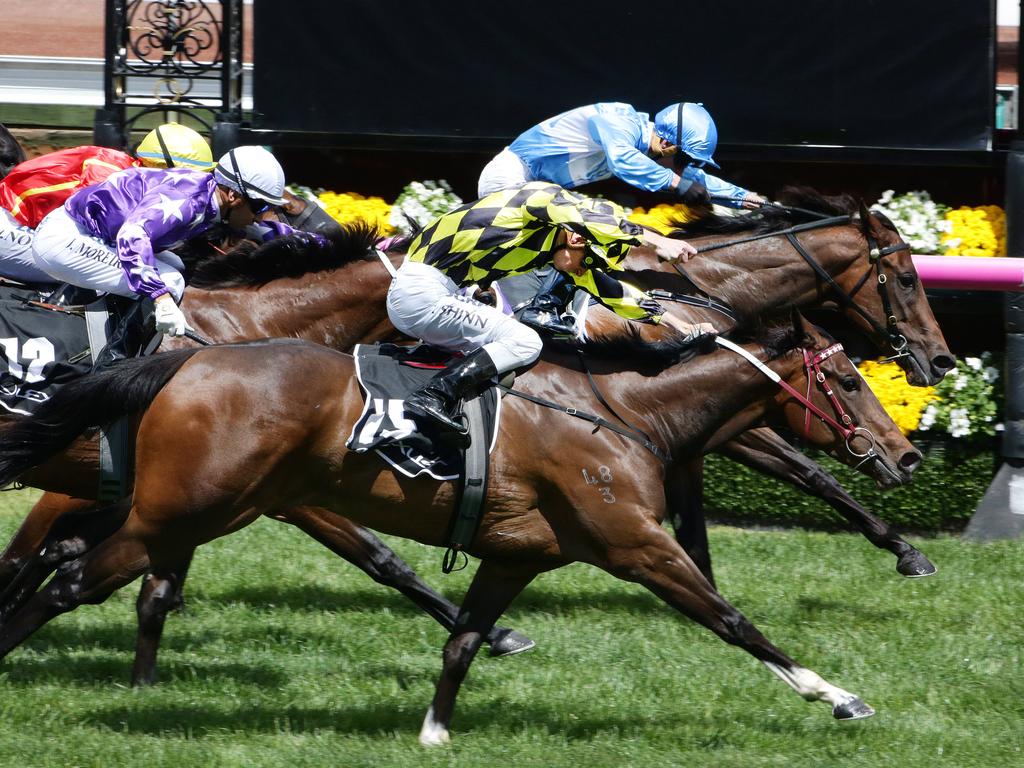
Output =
[{"x1": 703, "y1": 439, "x2": 998, "y2": 532}]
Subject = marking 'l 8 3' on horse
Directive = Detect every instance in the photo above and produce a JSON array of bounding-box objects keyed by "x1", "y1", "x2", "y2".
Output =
[{"x1": 0, "y1": 312, "x2": 919, "y2": 742}]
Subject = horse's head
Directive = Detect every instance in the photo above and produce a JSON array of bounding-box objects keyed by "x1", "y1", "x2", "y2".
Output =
[
  {"x1": 0, "y1": 123, "x2": 27, "y2": 180},
  {"x1": 835, "y1": 202, "x2": 954, "y2": 386},
  {"x1": 767, "y1": 312, "x2": 921, "y2": 489}
]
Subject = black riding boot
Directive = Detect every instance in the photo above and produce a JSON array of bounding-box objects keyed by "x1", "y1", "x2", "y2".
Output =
[{"x1": 404, "y1": 348, "x2": 498, "y2": 435}]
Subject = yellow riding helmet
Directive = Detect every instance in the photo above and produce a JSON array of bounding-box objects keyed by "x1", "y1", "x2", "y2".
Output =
[{"x1": 136, "y1": 123, "x2": 214, "y2": 171}]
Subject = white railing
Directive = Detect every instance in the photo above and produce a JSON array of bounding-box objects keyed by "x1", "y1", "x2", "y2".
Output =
[{"x1": 0, "y1": 55, "x2": 253, "y2": 109}]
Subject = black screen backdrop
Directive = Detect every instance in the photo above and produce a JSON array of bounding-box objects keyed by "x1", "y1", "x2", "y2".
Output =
[{"x1": 253, "y1": 1, "x2": 994, "y2": 152}]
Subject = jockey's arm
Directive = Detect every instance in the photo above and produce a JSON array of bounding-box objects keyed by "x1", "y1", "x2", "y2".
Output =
[
  {"x1": 568, "y1": 267, "x2": 716, "y2": 338},
  {"x1": 682, "y1": 166, "x2": 766, "y2": 209},
  {"x1": 587, "y1": 112, "x2": 676, "y2": 193},
  {"x1": 115, "y1": 220, "x2": 172, "y2": 301}
]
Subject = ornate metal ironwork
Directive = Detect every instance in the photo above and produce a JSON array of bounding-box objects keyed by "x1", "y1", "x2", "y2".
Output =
[{"x1": 95, "y1": 0, "x2": 243, "y2": 148}]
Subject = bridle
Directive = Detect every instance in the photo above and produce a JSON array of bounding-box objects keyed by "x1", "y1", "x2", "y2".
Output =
[
  {"x1": 715, "y1": 337, "x2": 881, "y2": 470},
  {"x1": 676, "y1": 213, "x2": 913, "y2": 359}
]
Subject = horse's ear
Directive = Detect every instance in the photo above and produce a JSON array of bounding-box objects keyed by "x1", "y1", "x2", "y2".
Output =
[
  {"x1": 857, "y1": 199, "x2": 873, "y2": 229},
  {"x1": 790, "y1": 308, "x2": 806, "y2": 340},
  {"x1": 786, "y1": 309, "x2": 811, "y2": 346}
]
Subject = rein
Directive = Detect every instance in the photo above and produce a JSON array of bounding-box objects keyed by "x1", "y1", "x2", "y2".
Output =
[
  {"x1": 679, "y1": 213, "x2": 912, "y2": 356},
  {"x1": 497, "y1": 381, "x2": 671, "y2": 463},
  {"x1": 645, "y1": 287, "x2": 738, "y2": 322},
  {"x1": 714, "y1": 337, "x2": 880, "y2": 468}
]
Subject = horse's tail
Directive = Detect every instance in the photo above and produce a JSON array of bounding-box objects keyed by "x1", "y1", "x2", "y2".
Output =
[{"x1": 0, "y1": 348, "x2": 201, "y2": 486}]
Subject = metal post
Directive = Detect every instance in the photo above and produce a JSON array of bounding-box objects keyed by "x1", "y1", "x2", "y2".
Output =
[
  {"x1": 966, "y1": 139, "x2": 1024, "y2": 539},
  {"x1": 93, "y1": 0, "x2": 244, "y2": 153}
]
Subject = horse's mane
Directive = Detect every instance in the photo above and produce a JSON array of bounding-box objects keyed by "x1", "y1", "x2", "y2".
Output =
[
  {"x1": 576, "y1": 325, "x2": 717, "y2": 369},
  {"x1": 666, "y1": 186, "x2": 858, "y2": 238},
  {"x1": 187, "y1": 221, "x2": 414, "y2": 289},
  {"x1": 576, "y1": 319, "x2": 806, "y2": 370}
]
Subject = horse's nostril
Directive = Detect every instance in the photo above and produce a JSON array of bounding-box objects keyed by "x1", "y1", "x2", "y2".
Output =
[
  {"x1": 898, "y1": 451, "x2": 922, "y2": 474},
  {"x1": 931, "y1": 354, "x2": 956, "y2": 375}
]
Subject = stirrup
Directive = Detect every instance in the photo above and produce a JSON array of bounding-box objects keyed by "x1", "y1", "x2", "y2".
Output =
[{"x1": 404, "y1": 398, "x2": 469, "y2": 436}]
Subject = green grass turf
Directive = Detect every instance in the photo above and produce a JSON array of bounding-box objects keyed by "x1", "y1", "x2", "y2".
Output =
[{"x1": 0, "y1": 488, "x2": 1020, "y2": 767}]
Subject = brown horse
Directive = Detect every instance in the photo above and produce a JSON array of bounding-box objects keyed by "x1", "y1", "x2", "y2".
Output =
[
  {"x1": 0, "y1": 228, "x2": 534, "y2": 665},
  {"x1": 0, "y1": 192, "x2": 949, "y2": 682},
  {"x1": 579, "y1": 189, "x2": 949, "y2": 581},
  {"x1": 0, "y1": 314, "x2": 919, "y2": 740}
]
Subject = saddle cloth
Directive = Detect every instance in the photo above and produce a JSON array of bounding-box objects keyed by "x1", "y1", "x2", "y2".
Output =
[
  {"x1": 346, "y1": 343, "x2": 502, "y2": 480},
  {"x1": 0, "y1": 283, "x2": 156, "y2": 416}
]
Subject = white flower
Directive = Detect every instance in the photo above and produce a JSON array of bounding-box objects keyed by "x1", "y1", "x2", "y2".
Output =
[
  {"x1": 918, "y1": 404, "x2": 937, "y2": 431},
  {"x1": 948, "y1": 408, "x2": 971, "y2": 438},
  {"x1": 965, "y1": 357, "x2": 982, "y2": 371},
  {"x1": 953, "y1": 373, "x2": 968, "y2": 391},
  {"x1": 983, "y1": 366, "x2": 1000, "y2": 383}
]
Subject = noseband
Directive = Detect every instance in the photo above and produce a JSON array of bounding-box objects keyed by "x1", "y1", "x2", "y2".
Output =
[{"x1": 715, "y1": 337, "x2": 880, "y2": 468}]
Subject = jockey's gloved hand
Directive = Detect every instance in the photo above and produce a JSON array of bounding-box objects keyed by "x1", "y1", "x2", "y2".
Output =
[
  {"x1": 154, "y1": 294, "x2": 192, "y2": 337},
  {"x1": 678, "y1": 179, "x2": 710, "y2": 207}
]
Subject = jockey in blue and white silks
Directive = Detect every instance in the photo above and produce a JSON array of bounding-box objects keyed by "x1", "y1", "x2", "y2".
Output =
[{"x1": 478, "y1": 102, "x2": 764, "y2": 209}]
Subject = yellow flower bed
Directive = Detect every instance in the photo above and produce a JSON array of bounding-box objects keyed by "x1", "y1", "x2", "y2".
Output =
[
  {"x1": 941, "y1": 205, "x2": 1005, "y2": 257},
  {"x1": 317, "y1": 191, "x2": 395, "y2": 235},
  {"x1": 628, "y1": 203, "x2": 696, "y2": 233},
  {"x1": 857, "y1": 359, "x2": 937, "y2": 435}
]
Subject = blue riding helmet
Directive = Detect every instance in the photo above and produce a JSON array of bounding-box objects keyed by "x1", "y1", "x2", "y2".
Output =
[{"x1": 653, "y1": 102, "x2": 720, "y2": 169}]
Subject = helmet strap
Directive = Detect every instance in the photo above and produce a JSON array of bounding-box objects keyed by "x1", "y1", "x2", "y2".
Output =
[
  {"x1": 675, "y1": 102, "x2": 683, "y2": 151},
  {"x1": 155, "y1": 126, "x2": 174, "y2": 169},
  {"x1": 218, "y1": 148, "x2": 276, "y2": 212}
]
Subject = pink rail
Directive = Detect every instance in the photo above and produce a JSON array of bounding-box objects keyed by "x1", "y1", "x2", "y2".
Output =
[{"x1": 913, "y1": 255, "x2": 1024, "y2": 291}]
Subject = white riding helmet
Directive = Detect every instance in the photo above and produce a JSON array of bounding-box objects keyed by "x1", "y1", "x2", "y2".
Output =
[{"x1": 214, "y1": 145, "x2": 287, "y2": 207}]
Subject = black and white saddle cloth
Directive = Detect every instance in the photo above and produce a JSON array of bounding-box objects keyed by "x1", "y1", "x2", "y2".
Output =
[
  {"x1": 346, "y1": 343, "x2": 502, "y2": 480},
  {"x1": 0, "y1": 283, "x2": 156, "y2": 416}
]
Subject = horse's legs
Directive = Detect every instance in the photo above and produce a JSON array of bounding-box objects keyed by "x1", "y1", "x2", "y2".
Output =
[
  {"x1": 0, "y1": 493, "x2": 93, "y2": 592},
  {"x1": 131, "y1": 553, "x2": 194, "y2": 687},
  {"x1": 0, "y1": 519, "x2": 151, "y2": 661},
  {"x1": 721, "y1": 428, "x2": 935, "y2": 576},
  {"x1": 608, "y1": 522, "x2": 873, "y2": 720},
  {"x1": 273, "y1": 506, "x2": 534, "y2": 657},
  {"x1": 665, "y1": 457, "x2": 716, "y2": 587},
  {"x1": 419, "y1": 559, "x2": 539, "y2": 746},
  {"x1": 0, "y1": 501, "x2": 130, "y2": 622}
]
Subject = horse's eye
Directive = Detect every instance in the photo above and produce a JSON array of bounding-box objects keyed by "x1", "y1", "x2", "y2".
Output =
[
  {"x1": 898, "y1": 272, "x2": 916, "y2": 289},
  {"x1": 841, "y1": 377, "x2": 860, "y2": 392}
]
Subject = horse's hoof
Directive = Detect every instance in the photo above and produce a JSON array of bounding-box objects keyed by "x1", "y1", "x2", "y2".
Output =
[
  {"x1": 418, "y1": 708, "x2": 452, "y2": 746},
  {"x1": 833, "y1": 697, "x2": 875, "y2": 720},
  {"x1": 896, "y1": 550, "x2": 937, "y2": 578},
  {"x1": 487, "y1": 628, "x2": 536, "y2": 658}
]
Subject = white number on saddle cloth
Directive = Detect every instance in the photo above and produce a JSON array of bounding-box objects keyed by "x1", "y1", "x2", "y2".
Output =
[
  {"x1": 0, "y1": 337, "x2": 56, "y2": 384},
  {"x1": 356, "y1": 397, "x2": 418, "y2": 446}
]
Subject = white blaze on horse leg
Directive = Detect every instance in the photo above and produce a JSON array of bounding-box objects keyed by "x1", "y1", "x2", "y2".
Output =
[
  {"x1": 761, "y1": 660, "x2": 861, "y2": 708},
  {"x1": 418, "y1": 705, "x2": 451, "y2": 746}
]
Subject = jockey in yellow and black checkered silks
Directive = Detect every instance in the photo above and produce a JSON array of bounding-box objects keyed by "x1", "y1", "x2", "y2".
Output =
[
  {"x1": 407, "y1": 182, "x2": 664, "y2": 323},
  {"x1": 389, "y1": 181, "x2": 713, "y2": 439}
]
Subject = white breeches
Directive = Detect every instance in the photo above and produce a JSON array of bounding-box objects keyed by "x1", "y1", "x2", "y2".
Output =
[
  {"x1": 386, "y1": 260, "x2": 542, "y2": 373},
  {"x1": 477, "y1": 147, "x2": 532, "y2": 197},
  {"x1": 32, "y1": 207, "x2": 185, "y2": 301},
  {"x1": 0, "y1": 208, "x2": 57, "y2": 284}
]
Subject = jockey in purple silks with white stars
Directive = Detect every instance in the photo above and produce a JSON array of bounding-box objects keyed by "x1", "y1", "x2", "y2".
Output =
[{"x1": 32, "y1": 145, "x2": 303, "y2": 337}]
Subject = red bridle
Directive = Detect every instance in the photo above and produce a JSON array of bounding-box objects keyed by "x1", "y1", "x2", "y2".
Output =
[{"x1": 716, "y1": 337, "x2": 879, "y2": 465}]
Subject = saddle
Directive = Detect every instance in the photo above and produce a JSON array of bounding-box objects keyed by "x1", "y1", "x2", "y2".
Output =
[
  {"x1": 346, "y1": 343, "x2": 503, "y2": 568},
  {"x1": 346, "y1": 343, "x2": 502, "y2": 478},
  {"x1": 0, "y1": 279, "x2": 159, "y2": 500}
]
